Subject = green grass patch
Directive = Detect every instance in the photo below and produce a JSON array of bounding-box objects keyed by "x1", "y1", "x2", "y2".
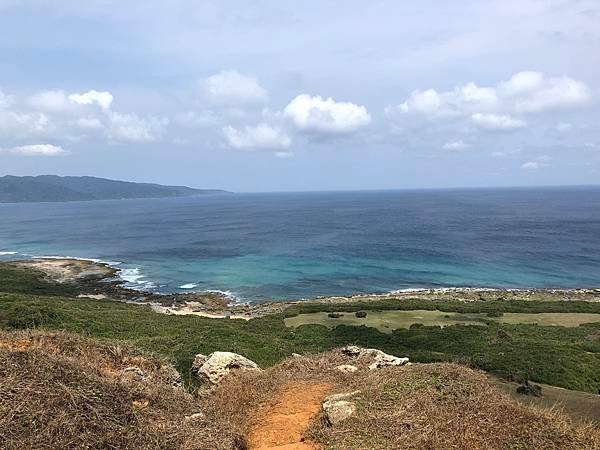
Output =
[
  {"x1": 0, "y1": 264, "x2": 79, "y2": 297},
  {"x1": 1, "y1": 291, "x2": 600, "y2": 392},
  {"x1": 284, "y1": 298, "x2": 600, "y2": 317}
]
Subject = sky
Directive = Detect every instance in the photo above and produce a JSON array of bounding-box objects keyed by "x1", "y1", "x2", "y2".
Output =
[{"x1": 0, "y1": 0, "x2": 599, "y2": 192}]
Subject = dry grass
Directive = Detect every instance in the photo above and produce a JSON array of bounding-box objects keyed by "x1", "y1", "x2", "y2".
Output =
[
  {"x1": 0, "y1": 330, "x2": 241, "y2": 449},
  {"x1": 1, "y1": 330, "x2": 598, "y2": 449},
  {"x1": 219, "y1": 351, "x2": 600, "y2": 450}
]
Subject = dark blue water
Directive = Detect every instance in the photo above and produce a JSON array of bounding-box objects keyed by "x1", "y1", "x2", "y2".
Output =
[{"x1": 1, "y1": 187, "x2": 599, "y2": 302}]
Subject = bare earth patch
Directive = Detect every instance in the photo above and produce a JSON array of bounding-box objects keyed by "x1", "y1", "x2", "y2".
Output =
[{"x1": 248, "y1": 382, "x2": 331, "y2": 449}]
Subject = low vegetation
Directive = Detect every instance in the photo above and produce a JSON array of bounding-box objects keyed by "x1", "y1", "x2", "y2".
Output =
[
  {"x1": 1, "y1": 330, "x2": 598, "y2": 449},
  {"x1": 0, "y1": 264, "x2": 78, "y2": 297},
  {"x1": 1, "y1": 291, "x2": 600, "y2": 392},
  {"x1": 0, "y1": 262, "x2": 599, "y2": 393}
]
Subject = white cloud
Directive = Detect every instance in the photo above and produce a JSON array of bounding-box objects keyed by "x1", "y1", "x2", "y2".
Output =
[
  {"x1": 521, "y1": 161, "x2": 542, "y2": 170},
  {"x1": 199, "y1": 70, "x2": 268, "y2": 106},
  {"x1": 499, "y1": 71, "x2": 544, "y2": 96},
  {"x1": 275, "y1": 151, "x2": 294, "y2": 158},
  {"x1": 0, "y1": 110, "x2": 51, "y2": 136},
  {"x1": 0, "y1": 90, "x2": 12, "y2": 108},
  {"x1": 223, "y1": 123, "x2": 291, "y2": 151},
  {"x1": 27, "y1": 90, "x2": 72, "y2": 113},
  {"x1": 72, "y1": 117, "x2": 104, "y2": 130},
  {"x1": 68, "y1": 90, "x2": 113, "y2": 110},
  {"x1": 387, "y1": 71, "x2": 591, "y2": 129},
  {"x1": 0, "y1": 144, "x2": 66, "y2": 156},
  {"x1": 107, "y1": 112, "x2": 167, "y2": 143},
  {"x1": 389, "y1": 82, "x2": 498, "y2": 119},
  {"x1": 471, "y1": 113, "x2": 526, "y2": 131},
  {"x1": 500, "y1": 72, "x2": 591, "y2": 113},
  {"x1": 0, "y1": 86, "x2": 167, "y2": 145},
  {"x1": 284, "y1": 94, "x2": 371, "y2": 134},
  {"x1": 442, "y1": 140, "x2": 468, "y2": 151}
]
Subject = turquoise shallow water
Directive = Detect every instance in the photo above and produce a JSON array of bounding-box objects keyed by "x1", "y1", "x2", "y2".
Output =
[{"x1": 1, "y1": 187, "x2": 599, "y2": 302}]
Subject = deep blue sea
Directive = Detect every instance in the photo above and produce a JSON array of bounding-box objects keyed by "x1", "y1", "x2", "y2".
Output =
[{"x1": 1, "y1": 187, "x2": 599, "y2": 302}]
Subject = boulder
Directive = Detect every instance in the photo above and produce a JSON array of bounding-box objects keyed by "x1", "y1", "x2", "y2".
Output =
[
  {"x1": 335, "y1": 364, "x2": 358, "y2": 373},
  {"x1": 191, "y1": 353, "x2": 208, "y2": 374},
  {"x1": 192, "y1": 351, "x2": 260, "y2": 384},
  {"x1": 160, "y1": 364, "x2": 184, "y2": 389},
  {"x1": 322, "y1": 391, "x2": 360, "y2": 425},
  {"x1": 340, "y1": 345, "x2": 409, "y2": 370},
  {"x1": 341, "y1": 345, "x2": 362, "y2": 357},
  {"x1": 367, "y1": 350, "x2": 409, "y2": 370}
]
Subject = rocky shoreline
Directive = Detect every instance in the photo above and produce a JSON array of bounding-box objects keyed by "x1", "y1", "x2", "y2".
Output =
[{"x1": 10, "y1": 258, "x2": 600, "y2": 319}]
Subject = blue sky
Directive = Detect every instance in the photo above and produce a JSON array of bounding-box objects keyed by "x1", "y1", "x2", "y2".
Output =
[{"x1": 0, "y1": 0, "x2": 599, "y2": 192}]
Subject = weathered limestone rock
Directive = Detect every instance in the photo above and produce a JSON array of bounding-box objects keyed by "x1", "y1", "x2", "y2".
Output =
[
  {"x1": 191, "y1": 353, "x2": 208, "y2": 374},
  {"x1": 335, "y1": 364, "x2": 358, "y2": 373},
  {"x1": 160, "y1": 364, "x2": 184, "y2": 389},
  {"x1": 120, "y1": 366, "x2": 146, "y2": 379},
  {"x1": 322, "y1": 391, "x2": 360, "y2": 425},
  {"x1": 192, "y1": 351, "x2": 260, "y2": 384},
  {"x1": 184, "y1": 412, "x2": 205, "y2": 422},
  {"x1": 340, "y1": 345, "x2": 409, "y2": 370}
]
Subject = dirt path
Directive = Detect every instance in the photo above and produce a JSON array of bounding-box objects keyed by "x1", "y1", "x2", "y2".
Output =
[{"x1": 247, "y1": 382, "x2": 331, "y2": 450}]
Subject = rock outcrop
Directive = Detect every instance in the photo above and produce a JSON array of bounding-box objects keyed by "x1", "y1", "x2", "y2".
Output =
[
  {"x1": 322, "y1": 391, "x2": 360, "y2": 425},
  {"x1": 341, "y1": 345, "x2": 409, "y2": 370},
  {"x1": 192, "y1": 351, "x2": 260, "y2": 384},
  {"x1": 335, "y1": 364, "x2": 358, "y2": 373}
]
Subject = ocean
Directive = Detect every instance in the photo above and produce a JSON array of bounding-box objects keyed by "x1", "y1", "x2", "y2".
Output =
[{"x1": 1, "y1": 187, "x2": 599, "y2": 302}]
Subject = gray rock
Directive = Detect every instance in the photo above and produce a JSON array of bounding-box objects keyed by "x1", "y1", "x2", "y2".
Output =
[
  {"x1": 160, "y1": 364, "x2": 184, "y2": 389},
  {"x1": 340, "y1": 345, "x2": 409, "y2": 370},
  {"x1": 325, "y1": 391, "x2": 361, "y2": 402},
  {"x1": 335, "y1": 364, "x2": 358, "y2": 373},
  {"x1": 192, "y1": 351, "x2": 260, "y2": 384},
  {"x1": 191, "y1": 353, "x2": 208, "y2": 375},
  {"x1": 322, "y1": 391, "x2": 360, "y2": 425},
  {"x1": 184, "y1": 412, "x2": 205, "y2": 422}
]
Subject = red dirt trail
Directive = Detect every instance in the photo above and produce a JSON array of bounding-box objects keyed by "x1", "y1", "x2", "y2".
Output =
[{"x1": 247, "y1": 382, "x2": 332, "y2": 450}]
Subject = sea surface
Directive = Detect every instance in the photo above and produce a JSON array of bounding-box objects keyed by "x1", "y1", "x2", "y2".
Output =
[{"x1": 1, "y1": 187, "x2": 599, "y2": 302}]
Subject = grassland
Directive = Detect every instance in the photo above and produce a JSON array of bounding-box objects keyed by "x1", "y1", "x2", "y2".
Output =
[
  {"x1": 1, "y1": 291, "x2": 600, "y2": 392},
  {"x1": 1, "y1": 262, "x2": 599, "y2": 393},
  {"x1": 3, "y1": 330, "x2": 598, "y2": 449},
  {"x1": 285, "y1": 310, "x2": 600, "y2": 333}
]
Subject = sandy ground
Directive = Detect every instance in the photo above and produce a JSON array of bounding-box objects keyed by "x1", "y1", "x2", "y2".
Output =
[
  {"x1": 247, "y1": 382, "x2": 331, "y2": 450},
  {"x1": 150, "y1": 302, "x2": 252, "y2": 320},
  {"x1": 15, "y1": 258, "x2": 116, "y2": 283}
]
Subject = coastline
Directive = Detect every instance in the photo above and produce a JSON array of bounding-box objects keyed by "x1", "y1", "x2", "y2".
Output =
[{"x1": 6, "y1": 257, "x2": 600, "y2": 320}]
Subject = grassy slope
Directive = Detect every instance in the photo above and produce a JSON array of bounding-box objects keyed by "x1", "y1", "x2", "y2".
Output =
[
  {"x1": 1, "y1": 291, "x2": 599, "y2": 392},
  {"x1": 3, "y1": 331, "x2": 598, "y2": 449},
  {"x1": 0, "y1": 264, "x2": 78, "y2": 297}
]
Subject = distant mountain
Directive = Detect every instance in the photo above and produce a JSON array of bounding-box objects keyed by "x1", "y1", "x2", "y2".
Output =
[{"x1": 0, "y1": 175, "x2": 228, "y2": 203}]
